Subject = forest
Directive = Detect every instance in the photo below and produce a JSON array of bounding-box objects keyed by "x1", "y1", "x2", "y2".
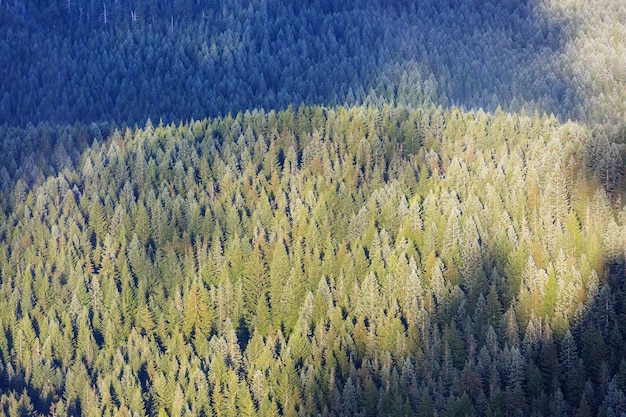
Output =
[
  {"x1": 1, "y1": 0, "x2": 626, "y2": 416},
  {"x1": 1, "y1": 0, "x2": 625, "y2": 128}
]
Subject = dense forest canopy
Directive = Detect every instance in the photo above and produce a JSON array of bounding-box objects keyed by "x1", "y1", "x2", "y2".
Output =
[
  {"x1": 1, "y1": 0, "x2": 625, "y2": 127},
  {"x1": 1, "y1": 1, "x2": 626, "y2": 416},
  {"x1": 1, "y1": 104, "x2": 626, "y2": 416},
  {"x1": 0, "y1": 106, "x2": 626, "y2": 416}
]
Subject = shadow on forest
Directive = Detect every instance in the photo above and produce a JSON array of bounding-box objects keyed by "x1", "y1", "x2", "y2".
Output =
[
  {"x1": 2, "y1": 2, "x2": 624, "y2": 416},
  {"x1": 0, "y1": 0, "x2": 584, "y2": 189},
  {"x1": 553, "y1": 255, "x2": 626, "y2": 414},
  {"x1": 0, "y1": 0, "x2": 582, "y2": 127},
  {"x1": 3, "y1": 233, "x2": 625, "y2": 415}
]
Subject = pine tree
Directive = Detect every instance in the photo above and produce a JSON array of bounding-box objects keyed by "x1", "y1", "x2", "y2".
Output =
[
  {"x1": 182, "y1": 280, "x2": 213, "y2": 341},
  {"x1": 487, "y1": 283, "x2": 503, "y2": 328},
  {"x1": 269, "y1": 240, "x2": 290, "y2": 326},
  {"x1": 502, "y1": 306, "x2": 520, "y2": 348},
  {"x1": 237, "y1": 381, "x2": 257, "y2": 417},
  {"x1": 605, "y1": 377, "x2": 626, "y2": 417},
  {"x1": 560, "y1": 330, "x2": 583, "y2": 402},
  {"x1": 88, "y1": 199, "x2": 107, "y2": 244}
]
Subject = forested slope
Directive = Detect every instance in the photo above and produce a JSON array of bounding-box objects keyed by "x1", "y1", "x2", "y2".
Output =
[
  {"x1": 2, "y1": 0, "x2": 626, "y2": 416},
  {"x1": 1, "y1": 105, "x2": 626, "y2": 416},
  {"x1": 1, "y1": 0, "x2": 625, "y2": 128}
]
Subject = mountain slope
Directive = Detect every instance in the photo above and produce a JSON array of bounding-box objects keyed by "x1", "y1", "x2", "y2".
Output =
[
  {"x1": 1, "y1": 0, "x2": 624, "y2": 128},
  {"x1": 1, "y1": 105, "x2": 624, "y2": 416}
]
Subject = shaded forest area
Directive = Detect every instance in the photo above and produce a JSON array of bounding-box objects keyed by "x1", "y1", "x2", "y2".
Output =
[
  {"x1": 0, "y1": 0, "x2": 625, "y2": 128},
  {"x1": 1, "y1": 105, "x2": 626, "y2": 416}
]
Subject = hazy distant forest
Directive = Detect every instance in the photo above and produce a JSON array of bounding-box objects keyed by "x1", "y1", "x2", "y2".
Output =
[{"x1": 1, "y1": 0, "x2": 626, "y2": 416}]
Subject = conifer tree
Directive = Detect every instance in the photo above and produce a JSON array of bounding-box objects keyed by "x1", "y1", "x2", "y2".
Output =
[{"x1": 182, "y1": 280, "x2": 213, "y2": 341}]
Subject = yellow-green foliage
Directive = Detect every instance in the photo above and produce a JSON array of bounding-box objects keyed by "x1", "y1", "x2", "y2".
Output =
[{"x1": 0, "y1": 104, "x2": 624, "y2": 416}]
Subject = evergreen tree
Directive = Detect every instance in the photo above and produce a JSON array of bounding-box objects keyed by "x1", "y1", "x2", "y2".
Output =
[{"x1": 182, "y1": 280, "x2": 213, "y2": 341}]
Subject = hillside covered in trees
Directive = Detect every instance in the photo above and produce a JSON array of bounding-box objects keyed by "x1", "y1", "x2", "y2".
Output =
[
  {"x1": 1, "y1": 0, "x2": 625, "y2": 127},
  {"x1": 1, "y1": 105, "x2": 626, "y2": 416},
  {"x1": 1, "y1": 1, "x2": 626, "y2": 417}
]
